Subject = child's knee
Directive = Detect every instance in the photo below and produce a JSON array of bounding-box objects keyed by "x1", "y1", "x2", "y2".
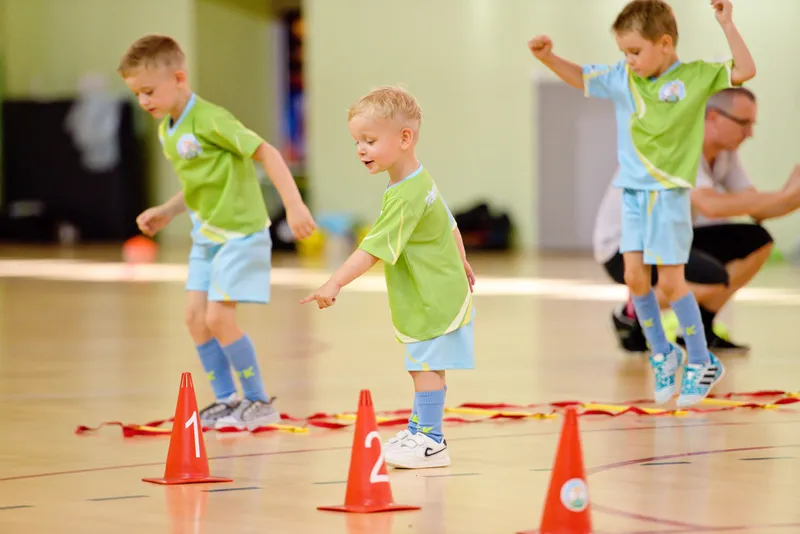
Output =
[
  {"x1": 658, "y1": 279, "x2": 687, "y2": 302},
  {"x1": 624, "y1": 266, "x2": 651, "y2": 295},
  {"x1": 204, "y1": 302, "x2": 238, "y2": 337},
  {"x1": 655, "y1": 266, "x2": 689, "y2": 302},
  {"x1": 185, "y1": 302, "x2": 210, "y2": 339},
  {"x1": 410, "y1": 370, "x2": 446, "y2": 391}
]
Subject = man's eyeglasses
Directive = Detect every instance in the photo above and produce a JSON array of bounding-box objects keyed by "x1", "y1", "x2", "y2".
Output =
[{"x1": 708, "y1": 106, "x2": 754, "y2": 128}]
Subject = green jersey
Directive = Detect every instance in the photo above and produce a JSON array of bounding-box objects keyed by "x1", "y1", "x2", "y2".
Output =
[
  {"x1": 359, "y1": 166, "x2": 472, "y2": 343},
  {"x1": 158, "y1": 94, "x2": 268, "y2": 244},
  {"x1": 582, "y1": 59, "x2": 733, "y2": 190}
]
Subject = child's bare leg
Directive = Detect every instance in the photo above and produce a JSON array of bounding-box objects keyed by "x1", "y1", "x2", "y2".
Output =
[
  {"x1": 206, "y1": 300, "x2": 279, "y2": 430},
  {"x1": 624, "y1": 252, "x2": 671, "y2": 355},
  {"x1": 657, "y1": 265, "x2": 709, "y2": 366},
  {"x1": 206, "y1": 301, "x2": 266, "y2": 402},
  {"x1": 186, "y1": 291, "x2": 237, "y2": 403}
]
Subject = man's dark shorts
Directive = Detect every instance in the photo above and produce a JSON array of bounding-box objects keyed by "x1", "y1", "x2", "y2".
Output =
[{"x1": 603, "y1": 223, "x2": 774, "y2": 287}]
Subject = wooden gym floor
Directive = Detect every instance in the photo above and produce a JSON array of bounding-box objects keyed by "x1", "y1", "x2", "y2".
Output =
[{"x1": 1, "y1": 244, "x2": 799, "y2": 534}]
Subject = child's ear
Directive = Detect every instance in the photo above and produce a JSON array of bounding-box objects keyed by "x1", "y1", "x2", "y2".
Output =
[
  {"x1": 400, "y1": 127, "x2": 415, "y2": 149},
  {"x1": 175, "y1": 69, "x2": 188, "y2": 86}
]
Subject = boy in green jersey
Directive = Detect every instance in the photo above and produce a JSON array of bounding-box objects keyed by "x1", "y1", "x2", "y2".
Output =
[
  {"x1": 302, "y1": 86, "x2": 476, "y2": 469},
  {"x1": 118, "y1": 35, "x2": 316, "y2": 431},
  {"x1": 528, "y1": 0, "x2": 755, "y2": 406}
]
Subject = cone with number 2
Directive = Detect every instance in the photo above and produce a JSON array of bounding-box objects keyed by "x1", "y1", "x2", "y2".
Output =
[
  {"x1": 143, "y1": 372, "x2": 232, "y2": 485},
  {"x1": 318, "y1": 389, "x2": 420, "y2": 513}
]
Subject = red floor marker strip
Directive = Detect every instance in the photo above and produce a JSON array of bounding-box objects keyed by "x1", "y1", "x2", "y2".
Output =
[{"x1": 75, "y1": 390, "x2": 800, "y2": 438}]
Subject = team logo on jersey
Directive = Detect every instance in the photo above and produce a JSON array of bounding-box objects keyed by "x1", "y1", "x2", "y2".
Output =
[
  {"x1": 425, "y1": 186, "x2": 438, "y2": 207},
  {"x1": 176, "y1": 133, "x2": 202, "y2": 160},
  {"x1": 658, "y1": 80, "x2": 686, "y2": 103}
]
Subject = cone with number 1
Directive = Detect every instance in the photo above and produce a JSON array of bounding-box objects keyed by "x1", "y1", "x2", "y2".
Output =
[
  {"x1": 143, "y1": 372, "x2": 232, "y2": 485},
  {"x1": 318, "y1": 389, "x2": 420, "y2": 513}
]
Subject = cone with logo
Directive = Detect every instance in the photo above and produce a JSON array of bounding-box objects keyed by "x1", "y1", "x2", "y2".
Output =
[
  {"x1": 318, "y1": 389, "x2": 421, "y2": 513},
  {"x1": 143, "y1": 372, "x2": 233, "y2": 485},
  {"x1": 518, "y1": 406, "x2": 592, "y2": 534}
]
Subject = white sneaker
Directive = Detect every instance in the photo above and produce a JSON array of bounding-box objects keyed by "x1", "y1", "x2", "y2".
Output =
[
  {"x1": 385, "y1": 432, "x2": 450, "y2": 469},
  {"x1": 383, "y1": 430, "x2": 413, "y2": 453},
  {"x1": 214, "y1": 398, "x2": 280, "y2": 431},
  {"x1": 199, "y1": 393, "x2": 240, "y2": 428}
]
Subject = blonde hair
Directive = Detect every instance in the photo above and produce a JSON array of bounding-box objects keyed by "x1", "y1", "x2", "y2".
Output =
[
  {"x1": 347, "y1": 86, "x2": 422, "y2": 131},
  {"x1": 118, "y1": 34, "x2": 186, "y2": 76},
  {"x1": 612, "y1": 0, "x2": 679, "y2": 45}
]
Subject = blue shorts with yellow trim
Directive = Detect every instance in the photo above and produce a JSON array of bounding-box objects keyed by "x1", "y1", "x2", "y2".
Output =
[
  {"x1": 185, "y1": 230, "x2": 272, "y2": 303},
  {"x1": 404, "y1": 307, "x2": 476, "y2": 371},
  {"x1": 619, "y1": 188, "x2": 693, "y2": 266}
]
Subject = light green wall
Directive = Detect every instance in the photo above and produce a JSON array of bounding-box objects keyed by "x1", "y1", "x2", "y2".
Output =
[
  {"x1": 0, "y1": 0, "x2": 5, "y2": 204},
  {"x1": 305, "y1": 0, "x2": 537, "y2": 248},
  {"x1": 1, "y1": 0, "x2": 197, "y2": 238},
  {"x1": 305, "y1": 0, "x2": 800, "y2": 251},
  {"x1": 1, "y1": 0, "x2": 798, "y2": 252},
  {"x1": 2, "y1": 0, "x2": 195, "y2": 99},
  {"x1": 0, "y1": 0, "x2": 278, "y2": 242},
  {"x1": 195, "y1": 0, "x2": 277, "y2": 145}
]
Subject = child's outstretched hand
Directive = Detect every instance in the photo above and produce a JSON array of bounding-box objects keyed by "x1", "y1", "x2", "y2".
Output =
[
  {"x1": 711, "y1": 0, "x2": 732, "y2": 25},
  {"x1": 136, "y1": 205, "x2": 173, "y2": 236},
  {"x1": 528, "y1": 35, "x2": 553, "y2": 60},
  {"x1": 300, "y1": 280, "x2": 341, "y2": 309}
]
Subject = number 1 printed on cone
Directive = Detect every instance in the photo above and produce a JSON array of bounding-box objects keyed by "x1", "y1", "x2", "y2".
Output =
[
  {"x1": 318, "y1": 390, "x2": 420, "y2": 513},
  {"x1": 142, "y1": 372, "x2": 233, "y2": 485}
]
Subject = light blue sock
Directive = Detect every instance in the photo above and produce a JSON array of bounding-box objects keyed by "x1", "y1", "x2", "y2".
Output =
[
  {"x1": 196, "y1": 338, "x2": 237, "y2": 401},
  {"x1": 671, "y1": 293, "x2": 710, "y2": 365},
  {"x1": 221, "y1": 334, "x2": 268, "y2": 402},
  {"x1": 416, "y1": 389, "x2": 446, "y2": 443},
  {"x1": 409, "y1": 385, "x2": 447, "y2": 434},
  {"x1": 631, "y1": 289, "x2": 671, "y2": 355}
]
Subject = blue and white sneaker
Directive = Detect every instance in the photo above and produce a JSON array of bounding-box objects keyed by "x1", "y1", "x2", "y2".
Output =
[
  {"x1": 649, "y1": 344, "x2": 682, "y2": 404},
  {"x1": 676, "y1": 352, "x2": 725, "y2": 407}
]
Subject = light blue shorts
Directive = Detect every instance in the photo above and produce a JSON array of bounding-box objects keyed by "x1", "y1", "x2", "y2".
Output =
[
  {"x1": 404, "y1": 307, "x2": 476, "y2": 371},
  {"x1": 619, "y1": 188, "x2": 693, "y2": 266},
  {"x1": 185, "y1": 230, "x2": 272, "y2": 303}
]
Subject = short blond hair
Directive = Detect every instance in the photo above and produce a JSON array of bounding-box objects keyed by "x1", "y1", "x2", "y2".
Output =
[
  {"x1": 612, "y1": 0, "x2": 679, "y2": 45},
  {"x1": 118, "y1": 34, "x2": 186, "y2": 76},
  {"x1": 347, "y1": 86, "x2": 422, "y2": 131}
]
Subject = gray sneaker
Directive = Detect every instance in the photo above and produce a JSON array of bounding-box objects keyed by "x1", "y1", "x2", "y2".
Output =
[
  {"x1": 214, "y1": 397, "x2": 280, "y2": 431},
  {"x1": 199, "y1": 393, "x2": 240, "y2": 427}
]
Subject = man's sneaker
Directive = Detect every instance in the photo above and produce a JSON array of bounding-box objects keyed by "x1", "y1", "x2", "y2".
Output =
[
  {"x1": 649, "y1": 344, "x2": 682, "y2": 404},
  {"x1": 383, "y1": 429, "x2": 413, "y2": 453},
  {"x1": 676, "y1": 332, "x2": 749, "y2": 353},
  {"x1": 676, "y1": 352, "x2": 725, "y2": 407},
  {"x1": 199, "y1": 393, "x2": 240, "y2": 428},
  {"x1": 384, "y1": 432, "x2": 450, "y2": 469},
  {"x1": 214, "y1": 397, "x2": 281, "y2": 431},
  {"x1": 612, "y1": 306, "x2": 648, "y2": 352}
]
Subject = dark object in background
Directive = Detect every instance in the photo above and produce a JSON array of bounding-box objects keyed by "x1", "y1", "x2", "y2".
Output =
[
  {"x1": 269, "y1": 210, "x2": 297, "y2": 251},
  {"x1": 454, "y1": 202, "x2": 512, "y2": 251},
  {"x1": 0, "y1": 99, "x2": 145, "y2": 243}
]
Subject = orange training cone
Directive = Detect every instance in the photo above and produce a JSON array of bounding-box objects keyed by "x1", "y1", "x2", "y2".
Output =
[
  {"x1": 143, "y1": 372, "x2": 232, "y2": 485},
  {"x1": 518, "y1": 406, "x2": 592, "y2": 534},
  {"x1": 317, "y1": 389, "x2": 421, "y2": 513}
]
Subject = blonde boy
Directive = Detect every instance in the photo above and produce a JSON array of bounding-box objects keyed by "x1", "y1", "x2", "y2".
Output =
[
  {"x1": 118, "y1": 35, "x2": 316, "y2": 430},
  {"x1": 301, "y1": 86, "x2": 476, "y2": 469}
]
